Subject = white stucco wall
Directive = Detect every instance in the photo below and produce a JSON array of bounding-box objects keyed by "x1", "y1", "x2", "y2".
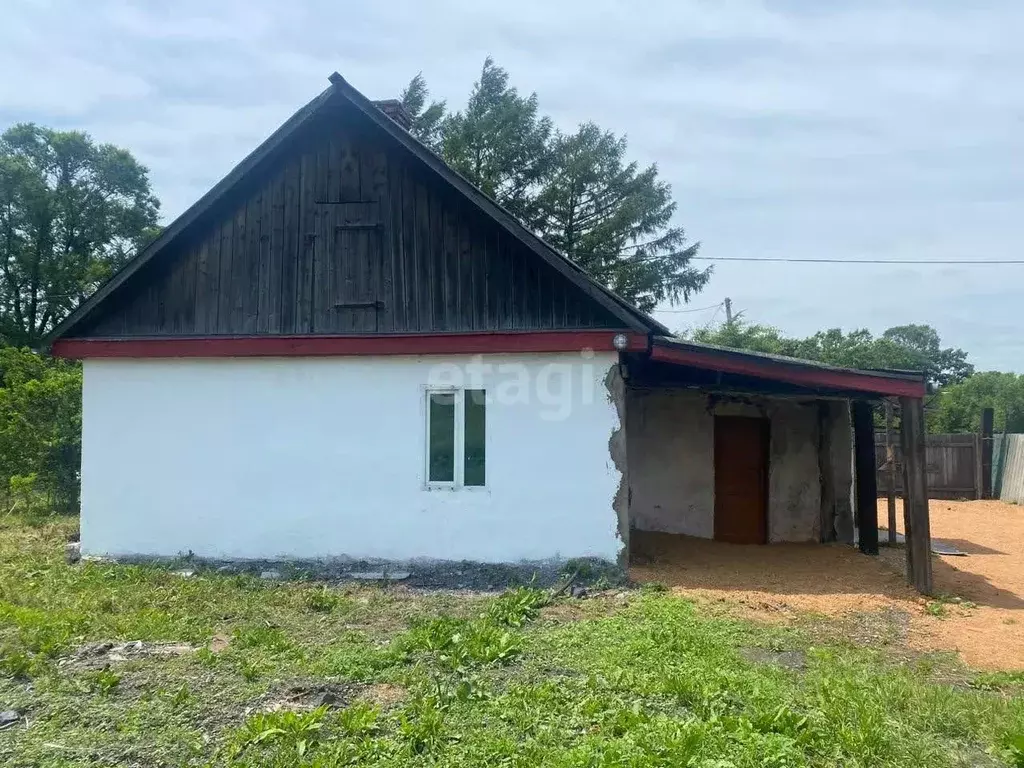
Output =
[
  {"x1": 626, "y1": 389, "x2": 832, "y2": 543},
  {"x1": 81, "y1": 353, "x2": 622, "y2": 563}
]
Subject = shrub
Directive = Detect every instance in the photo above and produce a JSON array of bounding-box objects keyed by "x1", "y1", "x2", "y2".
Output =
[{"x1": 0, "y1": 347, "x2": 82, "y2": 513}]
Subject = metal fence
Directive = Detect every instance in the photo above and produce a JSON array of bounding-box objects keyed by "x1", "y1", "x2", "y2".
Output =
[{"x1": 993, "y1": 433, "x2": 1024, "y2": 504}]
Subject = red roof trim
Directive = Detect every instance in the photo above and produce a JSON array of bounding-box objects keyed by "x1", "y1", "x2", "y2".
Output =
[
  {"x1": 52, "y1": 331, "x2": 649, "y2": 359},
  {"x1": 650, "y1": 342, "x2": 926, "y2": 398}
]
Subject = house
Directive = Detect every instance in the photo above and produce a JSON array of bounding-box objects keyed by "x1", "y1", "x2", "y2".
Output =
[{"x1": 49, "y1": 73, "x2": 934, "y2": 591}]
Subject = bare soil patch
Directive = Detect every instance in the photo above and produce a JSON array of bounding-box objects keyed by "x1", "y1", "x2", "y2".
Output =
[
  {"x1": 360, "y1": 683, "x2": 408, "y2": 708},
  {"x1": 250, "y1": 681, "x2": 363, "y2": 713},
  {"x1": 60, "y1": 640, "x2": 196, "y2": 671},
  {"x1": 630, "y1": 499, "x2": 1024, "y2": 670}
]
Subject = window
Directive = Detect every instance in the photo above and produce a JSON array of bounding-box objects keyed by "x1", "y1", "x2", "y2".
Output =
[{"x1": 426, "y1": 389, "x2": 486, "y2": 487}]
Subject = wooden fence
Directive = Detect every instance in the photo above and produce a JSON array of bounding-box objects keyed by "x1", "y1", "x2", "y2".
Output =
[{"x1": 875, "y1": 432, "x2": 981, "y2": 500}]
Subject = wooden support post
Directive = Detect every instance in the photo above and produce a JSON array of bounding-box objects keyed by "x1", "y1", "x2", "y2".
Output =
[
  {"x1": 975, "y1": 431, "x2": 984, "y2": 499},
  {"x1": 853, "y1": 400, "x2": 879, "y2": 555},
  {"x1": 885, "y1": 400, "x2": 898, "y2": 545},
  {"x1": 981, "y1": 407, "x2": 994, "y2": 499},
  {"x1": 900, "y1": 396, "x2": 933, "y2": 593}
]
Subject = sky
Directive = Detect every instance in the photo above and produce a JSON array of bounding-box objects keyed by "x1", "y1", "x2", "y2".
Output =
[{"x1": 3, "y1": 1, "x2": 1023, "y2": 370}]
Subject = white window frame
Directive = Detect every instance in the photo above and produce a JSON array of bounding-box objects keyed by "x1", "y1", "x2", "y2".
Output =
[{"x1": 424, "y1": 387, "x2": 486, "y2": 490}]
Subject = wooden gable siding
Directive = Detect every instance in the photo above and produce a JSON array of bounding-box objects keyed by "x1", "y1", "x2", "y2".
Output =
[{"x1": 77, "y1": 107, "x2": 623, "y2": 339}]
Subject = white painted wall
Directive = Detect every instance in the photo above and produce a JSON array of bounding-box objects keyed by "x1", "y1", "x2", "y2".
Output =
[
  {"x1": 81, "y1": 353, "x2": 622, "y2": 563},
  {"x1": 626, "y1": 389, "x2": 836, "y2": 543}
]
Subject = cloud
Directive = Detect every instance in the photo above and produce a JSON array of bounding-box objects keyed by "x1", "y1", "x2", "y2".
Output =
[{"x1": 3, "y1": 0, "x2": 1023, "y2": 370}]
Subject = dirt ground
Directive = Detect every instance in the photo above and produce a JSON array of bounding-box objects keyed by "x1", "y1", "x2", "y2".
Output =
[{"x1": 629, "y1": 499, "x2": 1024, "y2": 670}]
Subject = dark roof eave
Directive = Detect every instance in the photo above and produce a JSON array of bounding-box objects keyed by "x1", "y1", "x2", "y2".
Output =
[{"x1": 650, "y1": 337, "x2": 927, "y2": 399}]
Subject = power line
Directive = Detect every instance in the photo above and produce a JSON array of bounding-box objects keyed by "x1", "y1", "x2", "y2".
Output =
[
  {"x1": 657, "y1": 302, "x2": 723, "y2": 315},
  {"x1": 689, "y1": 256, "x2": 1024, "y2": 264},
  {"x1": 707, "y1": 303, "x2": 722, "y2": 326}
]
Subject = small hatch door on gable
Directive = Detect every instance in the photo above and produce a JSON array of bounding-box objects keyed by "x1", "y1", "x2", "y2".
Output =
[{"x1": 312, "y1": 201, "x2": 383, "y2": 333}]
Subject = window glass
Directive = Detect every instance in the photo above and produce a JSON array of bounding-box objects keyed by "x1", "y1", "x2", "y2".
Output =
[
  {"x1": 428, "y1": 392, "x2": 455, "y2": 482},
  {"x1": 464, "y1": 389, "x2": 486, "y2": 487}
]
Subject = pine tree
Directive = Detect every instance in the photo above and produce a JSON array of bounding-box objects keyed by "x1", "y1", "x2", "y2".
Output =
[
  {"x1": 399, "y1": 73, "x2": 445, "y2": 149},
  {"x1": 397, "y1": 59, "x2": 708, "y2": 312},
  {"x1": 535, "y1": 123, "x2": 708, "y2": 312},
  {"x1": 439, "y1": 57, "x2": 553, "y2": 225}
]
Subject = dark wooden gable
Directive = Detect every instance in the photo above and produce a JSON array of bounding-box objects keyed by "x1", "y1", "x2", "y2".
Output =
[{"x1": 72, "y1": 101, "x2": 626, "y2": 339}]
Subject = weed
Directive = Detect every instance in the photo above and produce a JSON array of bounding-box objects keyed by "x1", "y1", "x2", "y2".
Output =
[
  {"x1": 167, "y1": 683, "x2": 193, "y2": 708},
  {"x1": 434, "y1": 622, "x2": 522, "y2": 671},
  {"x1": 82, "y1": 668, "x2": 121, "y2": 695},
  {"x1": 337, "y1": 700, "x2": 380, "y2": 737},
  {"x1": 302, "y1": 585, "x2": 342, "y2": 613},
  {"x1": 403, "y1": 615, "x2": 469, "y2": 654},
  {"x1": 462, "y1": 623, "x2": 521, "y2": 665},
  {"x1": 238, "y1": 657, "x2": 263, "y2": 682},
  {"x1": 485, "y1": 587, "x2": 549, "y2": 627},
  {"x1": 925, "y1": 601, "x2": 947, "y2": 618},
  {"x1": 398, "y1": 694, "x2": 447, "y2": 755},
  {"x1": 195, "y1": 646, "x2": 219, "y2": 668},
  {"x1": 235, "y1": 705, "x2": 328, "y2": 759},
  {"x1": 231, "y1": 625, "x2": 291, "y2": 653},
  {"x1": 751, "y1": 703, "x2": 811, "y2": 741},
  {"x1": 1004, "y1": 731, "x2": 1024, "y2": 768},
  {"x1": 971, "y1": 670, "x2": 1024, "y2": 691},
  {"x1": 0, "y1": 646, "x2": 35, "y2": 678}
]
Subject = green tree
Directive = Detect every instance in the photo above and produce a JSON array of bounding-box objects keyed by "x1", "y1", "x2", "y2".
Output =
[
  {"x1": 535, "y1": 123, "x2": 708, "y2": 312},
  {"x1": 439, "y1": 57, "x2": 554, "y2": 224},
  {"x1": 691, "y1": 318, "x2": 792, "y2": 356},
  {"x1": 881, "y1": 324, "x2": 973, "y2": 387},
  {"x1": 0, "y1": 124, "x2": 159, "y2": 346},
  {"x1": 930, "y1": 372, "x2": 1024, "y2": 433},
  {"x1": 400, "y1": 72, "x2": 446, "y2": 149},
  {"x1": 400, "y1": 59, "x2": 707, "y2": 312},
  {"x1": 692, "y1": 320, "x2": 973, "y2": 388}
]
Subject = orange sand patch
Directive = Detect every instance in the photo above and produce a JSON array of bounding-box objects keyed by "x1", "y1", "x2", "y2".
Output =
[{"x1": 629, "y1": 499, "x2": 1024, "y2": 670}]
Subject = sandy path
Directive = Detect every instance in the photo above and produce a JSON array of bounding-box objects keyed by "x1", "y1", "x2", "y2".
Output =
[{"x1": 629, "y1": 499, "x2": 1024, "y2": 670}]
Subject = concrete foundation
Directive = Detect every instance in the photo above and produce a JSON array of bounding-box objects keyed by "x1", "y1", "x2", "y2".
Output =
[
  {"x1": 89, "y1": 553, "x2": 625, "y2": 590},
  {"x1": 625, "y1": 389, "x2": 853, "y2": 543}
]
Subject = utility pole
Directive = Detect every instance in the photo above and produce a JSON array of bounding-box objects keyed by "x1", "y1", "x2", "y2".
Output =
[{"x1": 723, "y1": 297, "x2": 744, "y2": 325}]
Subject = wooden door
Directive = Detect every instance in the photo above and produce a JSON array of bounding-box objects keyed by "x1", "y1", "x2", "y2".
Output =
[{"x1": 714, "y1": 416, "x2": 769, "y2": 544}]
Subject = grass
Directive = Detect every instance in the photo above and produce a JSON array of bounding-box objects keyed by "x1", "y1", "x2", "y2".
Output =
[{"x1": 0, "y1": 514, "x2": 1022, "y2": 766}]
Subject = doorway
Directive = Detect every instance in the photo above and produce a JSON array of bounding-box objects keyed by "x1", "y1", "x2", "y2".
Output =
[{"x1": 714, "y1": 416, "x2": 770, "y2": 544}]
